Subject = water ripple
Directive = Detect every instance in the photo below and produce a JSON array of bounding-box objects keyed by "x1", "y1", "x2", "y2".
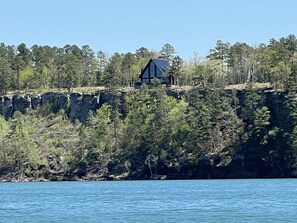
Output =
[{"x1": 0, "y1": 179, "x2": 296, "y2": 222}]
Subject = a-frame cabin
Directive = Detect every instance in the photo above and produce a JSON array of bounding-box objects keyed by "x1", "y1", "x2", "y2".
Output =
[{"x1": 139, "y1": 59, "x2": 170, "y2": 84}]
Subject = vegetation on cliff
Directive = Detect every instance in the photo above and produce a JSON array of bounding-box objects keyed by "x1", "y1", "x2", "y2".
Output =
[
  {"x1": 1, "y1": 34, "x2": 297, "y2": 180},
  {"x1": 1, "y1": 83, "x2": 297, "y2": 181}
]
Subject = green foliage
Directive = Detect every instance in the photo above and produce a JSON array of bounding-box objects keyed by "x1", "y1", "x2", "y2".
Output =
[
  {"x1": 0, "y1": 35, "x2": 297, "y2": 92},
  {"x1": 286, "y1": 92, "x2": 297, "y2": 160},
  {"x1": 2, "y1": 35, "x2": 297, "y2": 179},
  {"x1": 241, "y1": 83, "x2": 262, "y2": 124},
  {"x1": 19, "y1": 67, "x2": 35, "y2": 89},
  {"x1": 0, "y1": 57, "x2": 12, "y2": 95},
  {"x1": 0, "y1": 116, "x2": 10, "y2": 165},
  {"x1": 10, "y1": 113, "x2": 44, "y2": 174},
  {"x1": 159, "y1": 43, "x2": 176, "y2": 62},
  {"x1": 186, "y1": 88, "x2": 243, "y2": 156},
  {"x1": 168, "y1": 56, "x2": 184, "y2": 85},
  {"x1": 102, "y1": 53, "x2": 122, "y2": 90},
  {"x1": 253, "y1": 106, "x2": 271, "y2": 145},
  {"x1": 1, "y1": 86, "x2": 297, "y2": 179}
]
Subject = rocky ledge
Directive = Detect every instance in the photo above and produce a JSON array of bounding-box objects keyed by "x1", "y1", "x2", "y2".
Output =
[
  {"x1": 0, "y1": 89, "x2": 186, "y2": 123},
  {"x1": 0, "y1": 91, "x2": 114, "y2": 122}
]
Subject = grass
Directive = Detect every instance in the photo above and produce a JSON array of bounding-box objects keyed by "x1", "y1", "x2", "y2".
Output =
[
  {"x1": 5, "y1": 82, "x2": 273, "y2": 96},
  {"x1": 168, "y1": 85, "x2": 193, "y2": 91},
  {"x1": 170, "y1": 83, "x2": 272, "y2": 91},
  {"x1": 224, "y1": 82, "x2": 272, "y2": 90},
  {"x1": 6, "y1": 86, "x2": 106, "y2": 96}
]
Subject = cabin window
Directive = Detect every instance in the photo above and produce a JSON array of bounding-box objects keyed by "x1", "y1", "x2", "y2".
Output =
[
  {"x1": 142, "y1": 69, "x2": 149, "y2": 78},
  {"x1": 142, "y1": 78, "x2": 149, "y2": 83},
  {"x1": 150, "y1": 63, "x2": 155, "y2": 78},
  {"x1": 156, "y1": 68, "x2": 162, "y2": 78}
]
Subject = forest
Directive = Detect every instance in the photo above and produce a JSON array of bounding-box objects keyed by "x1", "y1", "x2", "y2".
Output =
[
  {"x1": 0, "y1": 34, "x2": 297, "y2": 93},
  {"x1": 1, "y1": 35, "x2": 297, "y2": 181}
]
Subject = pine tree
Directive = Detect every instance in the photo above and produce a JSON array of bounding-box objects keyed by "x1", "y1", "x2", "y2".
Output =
[
  {"x1": 253, "y1": 106, "x2": 271, "y2": 145},
  {"x1": 159, "y1": 43, "x2": 176, "y2": 63},
  {"x1": 168, "y1": 55, "x2": 184, "y2": 86}
]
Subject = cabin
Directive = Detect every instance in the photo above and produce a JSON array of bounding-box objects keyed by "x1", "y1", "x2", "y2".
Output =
[{"x1": 138, "y1": 59, "x2": 176, "y2": 85}]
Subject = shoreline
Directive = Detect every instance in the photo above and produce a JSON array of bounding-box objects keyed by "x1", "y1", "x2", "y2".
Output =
[{"x1": 1, "y1": 173, "x2": 296, "y2": 183}]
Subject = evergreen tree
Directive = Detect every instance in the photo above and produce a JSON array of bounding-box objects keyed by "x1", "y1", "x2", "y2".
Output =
[
  {"x1": 0, "y1": 57, "x2": 12, "y2": 95},
  {"x1": 103, "y1": 53, "x2": 123, "y2": 90},
  {"x1": 0, "y1": 116, "x2": 10, "y2": 165},
  {"x1": 81, "y1": 45, "x2": 96, "y2": 86},
  {"x1": 168, "y1": 55, "x2": 184, "y2": 86},
  {"x1": 253, "y1": 106, "x2": 271, "y2": 145},
  {"x1": 96, "y1": 50, "x2": 109, "y2": 85},
  {"x1": 159, "y1": 43, "x2": 176, "y2": 63}
]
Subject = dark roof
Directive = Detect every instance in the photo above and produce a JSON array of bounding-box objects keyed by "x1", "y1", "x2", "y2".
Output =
[
  {"x1": 151, "y1": 59, "x2": 170, "y2": 72},
  {"x1": 139, "y1": 59, "x2": 170, "y2": 78}
]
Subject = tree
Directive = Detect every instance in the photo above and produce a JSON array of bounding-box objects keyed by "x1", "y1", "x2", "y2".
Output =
[
  {"x1": 270, "y1": 61, "x2": 290, "y2": 90},
  {"x1": 191, "y1": 57, "x2": 208, "y2": 87},
  {"x1": 17, "y1": 43, "x2": 31, "y2": 67},
  {"x1": 103, "y1": 53, "x2": 123, "y2": 90},
  {"x1": 18, "y1": 67, "x2": 35, "y2": 89},
  {"x1": 186, "y1": 88, "x2": 212, "y2": 156},
  {"x1": 85, "y1": 104, "x2": 118, "y2": 173},
  {"x1": 56, "y1": 48, "x2": 83, "y2": 91},
  {"x1": 284, "y1": 52, "x2": 297, "y2": 90},
  {"x1": 208, "y1": 40, "x2": 230, "y2": 63},
  {"x1": 9, "y1": 113, "x2": 44, "y2": 176},
  {"x1": 286, "y1": 91, "x2": 297, "y2": 158},
  {"x1": 186, "y1": 88, "x2": 243, "y2": 159},
  {"x1": 168, "y1": 55, "x2": 184, "y2": 86},
  {"x1": 159, "y1": 43, "x2": 176, "y2": 63},
  {"x1": 0, "y1": 116, "x2": 10, "y2": 165},
  {"x1": 241, "y1": 83, "x2": 262, "y2": 125},
  {"x1": 135, "y1": 47, "x2": 151, "y2": 59},
  {"x1": 204, "y1": 59, "x2": 226, "y2": 87},
  {"x1": 228, "y1": 42, "x2": 254, "y2": 84},
  {"x1": 253, "y1": 106, "x2": 271, "y2": 145},
  {"x1": 31, "y1": 45, "x2": 58, "y2": 89},
  {"x1": 65, "y1": 54, "x2": 82, "y2": 91},
  {"x1": 0, "y1": 57, "x2": 12, "y2": 95},
  {"x1": 81, "y1": 45, "x2": 96, "y2": 86},
  {"x1": 121, "y1": 52, "x2": 136, "y2": 87},
  {"x1": 96, "y1": 50, "x2": 109, "y2": 85}
]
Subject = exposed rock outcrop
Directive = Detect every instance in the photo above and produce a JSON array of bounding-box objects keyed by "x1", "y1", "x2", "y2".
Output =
[
  {"x1": 0, "y1": 89, "x2": 184, "y2": 122},
  {"x1": 0, "y1": 91, "x2": 111, "y2": 122},
  {"x1": 1, "y1": 87, "x2": 296, "y2": 181}
]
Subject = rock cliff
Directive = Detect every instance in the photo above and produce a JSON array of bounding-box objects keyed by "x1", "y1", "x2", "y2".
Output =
[
  {"x1": 0, "y1": 91, "x2": 114, "y2": 122},
  {"x1": 0, "y1": 89, "x2": 186, "y2": 122},
  {"x1": 1, "y1": 88, "x2": 296, "y2": 181}
]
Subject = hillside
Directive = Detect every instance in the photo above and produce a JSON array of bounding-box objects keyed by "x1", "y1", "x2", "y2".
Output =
[{"x1": 1, "y1": 84, "x2": 297, "y2": 181}]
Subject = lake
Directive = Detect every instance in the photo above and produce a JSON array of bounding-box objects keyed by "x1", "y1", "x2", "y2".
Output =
[{"x1": 0, "y1": 179, "x2": 296, "y2": 222}]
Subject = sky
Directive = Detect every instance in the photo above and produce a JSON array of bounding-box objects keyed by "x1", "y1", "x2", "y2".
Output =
[{"x1": 1, "y1": 0, "x2": 297, "y2": 60}]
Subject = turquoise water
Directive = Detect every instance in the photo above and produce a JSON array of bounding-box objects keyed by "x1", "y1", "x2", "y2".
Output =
[{"x1": 0, "y1": 179, "x2": 296, "y2": 222}]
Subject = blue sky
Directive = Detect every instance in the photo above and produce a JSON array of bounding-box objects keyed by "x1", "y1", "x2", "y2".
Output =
[{"x1": 1, "y1": 0, "x2": 297, "y2": 60}]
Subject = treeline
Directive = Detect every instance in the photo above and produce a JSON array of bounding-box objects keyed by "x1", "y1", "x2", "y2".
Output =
[
  {"x1": 1, "y1": 34, "x2": 297, "y2": 95},
  {"x1": 1, "y1": 84, "x2": 297, "y2": 180},
  {"x1": 0, "y1": 43, "x2": 173, "y2": 94},
  {"x1": 205, "y1": 34, "x2": 297, "y2": 89}
]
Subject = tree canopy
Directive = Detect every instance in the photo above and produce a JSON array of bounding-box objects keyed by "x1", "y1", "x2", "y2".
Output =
[{"x1": 1, "y1": 35, "x2": 297, "y2": 95}]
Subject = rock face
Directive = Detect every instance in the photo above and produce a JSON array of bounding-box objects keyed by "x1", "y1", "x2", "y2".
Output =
[
  {"x1": 0, "y1": 96, "x2": 13, "y2": 118},
  {"x1": 1, "y1": 88, "x2": 296, "y2": 181},
  {"x1": 69, "y1": 92, "x2": 101, "y2": 122},
  {"x1": 0, "y1": 91, "x2": 114, "y2": 122},
  {"x1": 0, "y1": 89, "x2": 181, "y2": 122}
]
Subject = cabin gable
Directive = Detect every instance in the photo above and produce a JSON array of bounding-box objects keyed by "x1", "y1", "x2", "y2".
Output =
[{"x1": 139, "y1": 59, "x2": 170, "y2": 84}]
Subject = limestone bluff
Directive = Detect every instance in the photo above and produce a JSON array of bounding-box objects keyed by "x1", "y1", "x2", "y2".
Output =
[
  {"x1": 0, "y1": 89, "x2": 184, "y2": 123},
  {"x1": 1, "y1": 87, "x2": 297, "y2": 181},
  {"x1": 0, "y1": 91, "x2": 112, "y2": 123}
]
